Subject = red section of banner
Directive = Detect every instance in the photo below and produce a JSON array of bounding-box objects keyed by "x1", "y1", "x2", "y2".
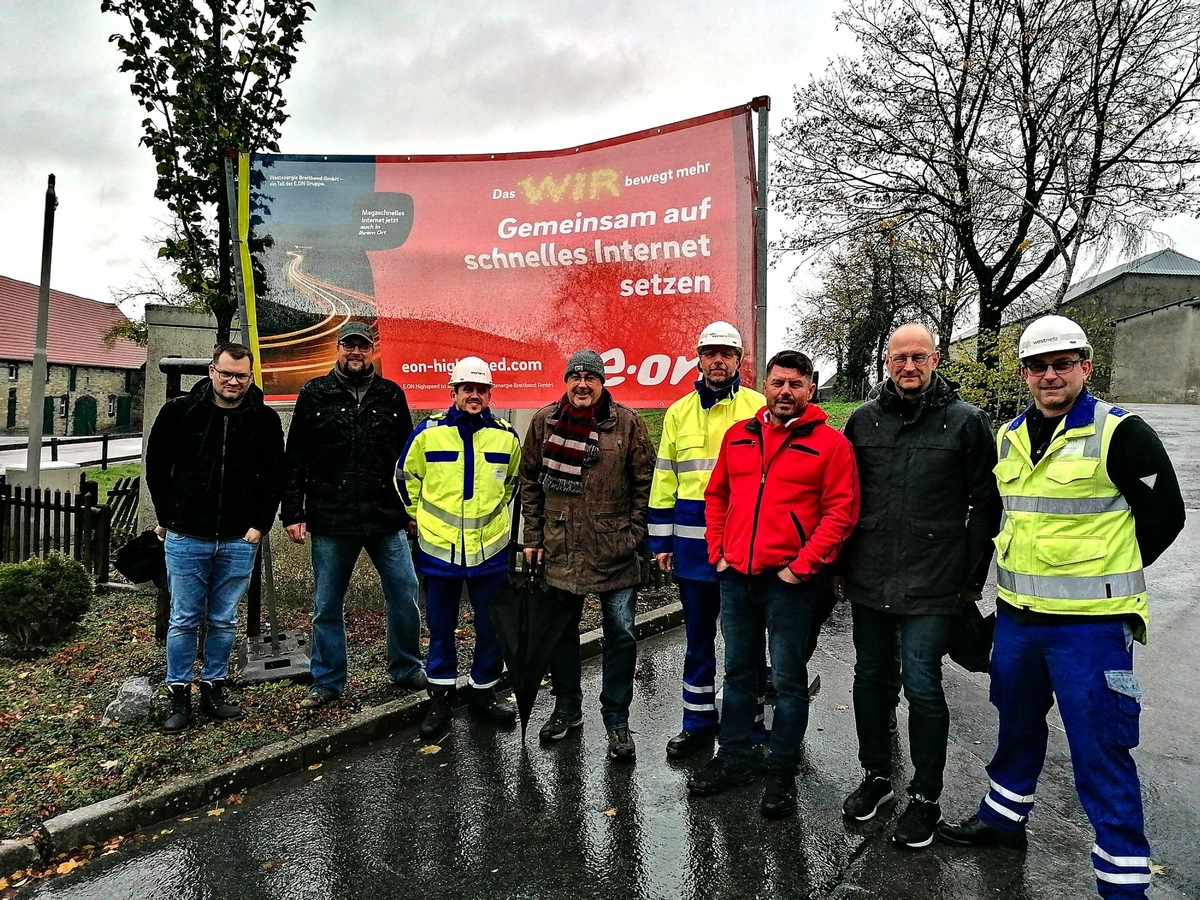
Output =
[{"x1": 247, "y1": 105, "x2": 757, "y2": 408}]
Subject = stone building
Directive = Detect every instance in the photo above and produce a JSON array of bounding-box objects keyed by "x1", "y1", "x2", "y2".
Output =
[{"x1": 1, "y1": 275, "x2": 146, "y2": 436}]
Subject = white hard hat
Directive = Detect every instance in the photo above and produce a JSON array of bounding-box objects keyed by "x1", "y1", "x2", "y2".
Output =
[
  {"x1": 1018, "y1": 315, "x2": 1091, "y2": 360},
  {"x1": 697, "y1": 321, "x2": 743, "y2": 353},
  {"x1": 448, "y1": 356, "x2": 494, "y2": 386}
]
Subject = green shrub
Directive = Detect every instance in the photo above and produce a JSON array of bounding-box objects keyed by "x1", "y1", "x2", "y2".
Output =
[{"x1": 0, "y1": 553, "x2": 93, "y2": 648}]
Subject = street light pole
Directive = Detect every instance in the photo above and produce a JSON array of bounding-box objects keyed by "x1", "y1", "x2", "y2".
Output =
[{"x1": 26, "y1": 174, "x2": 58, "y2": 487}]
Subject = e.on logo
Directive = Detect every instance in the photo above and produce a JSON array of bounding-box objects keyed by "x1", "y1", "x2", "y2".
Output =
[
  {"x1": 519, "y1": 169, "x2": 621, "y2": 204},
  {"x1": 601, "y1": 348, "x2": 698, "y2": 388}
]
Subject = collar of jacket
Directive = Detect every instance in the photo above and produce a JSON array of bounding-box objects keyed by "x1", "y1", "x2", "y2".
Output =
[
  {"x1": 878, "y1": 371, "x2": 957, "y2": 418},
  {"x1": 1008, "y1": 388, "x2": 1097, "y2": 434},
  {"x1": 442, "y1": 404, "x2": 498, "y2": 433},
  {"x1": 186, "y1": 377, "x2": 263, "y2": 412},
  {"x1": 694, "y1": 372, "x2": 742, "y2": 410},
  {"x1": 744, "y1": 401, "x2": 827, "y2": 437}
]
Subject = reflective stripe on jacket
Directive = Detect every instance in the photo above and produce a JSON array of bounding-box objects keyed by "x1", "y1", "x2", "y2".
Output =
[
  {"x1": 994, "y1": 391, "x2": 1148, "y2": 641},
  {"x1": 398, "y1": 408, "x2": 521, "y2": 577},
  {"x1": 648, "y1": 382, "x2": 765, "y2": 581}
]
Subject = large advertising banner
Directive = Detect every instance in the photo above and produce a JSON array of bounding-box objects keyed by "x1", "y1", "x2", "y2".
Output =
[{"x1": 238, "y1": 104, "x2": 757, "y2": 408}]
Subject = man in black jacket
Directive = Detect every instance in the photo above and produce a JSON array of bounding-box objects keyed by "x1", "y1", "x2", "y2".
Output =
[
  {"x1": 146, "y1": 343, "x2": 285, "y2": 734},
  {"x1": 834, "y1": 323, "x2": 1002, "y2": 848},
  {"x1": 282, "y1": 321, "x2": 424, "y2": 709}
]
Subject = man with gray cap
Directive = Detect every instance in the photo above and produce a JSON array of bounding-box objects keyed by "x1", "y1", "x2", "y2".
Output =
[
  {"x1": 520, "y1": 349, "x2": 654, "y2": 761},
  {"x1": 282, "y1": 320, "x2": 425, "y2": 709}
]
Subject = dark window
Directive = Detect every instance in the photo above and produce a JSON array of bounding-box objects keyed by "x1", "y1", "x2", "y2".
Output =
[
  {"x1": 68, "y1": 366, "x2": 78, "y2": 392},
  {"x1": 6, "y1": 363, "x2": 16, "y2": 382},
  {"x1": 59, "y1": 394, "x2": 69, "y2": 418},
  {"x1": 107, "y1": 395, "x2": 117, "y2": 417}
]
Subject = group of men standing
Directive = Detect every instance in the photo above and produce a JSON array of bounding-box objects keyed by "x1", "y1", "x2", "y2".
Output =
[{"x1": 146, "y1": 312, "x2": 1183, "y2": 899}]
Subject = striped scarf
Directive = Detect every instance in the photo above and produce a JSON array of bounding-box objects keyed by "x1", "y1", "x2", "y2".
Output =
[{"x1": 539, "y1": 394, "x2": 601, "y2": 494}]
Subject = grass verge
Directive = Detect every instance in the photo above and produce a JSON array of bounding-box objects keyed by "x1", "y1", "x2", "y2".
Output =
[{"x1": 0, "y1": 580, "x2": 676, "y2": 844}]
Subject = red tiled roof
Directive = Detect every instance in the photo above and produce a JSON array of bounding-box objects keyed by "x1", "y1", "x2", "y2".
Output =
[{"x1": 0, "y1": 275, "x2": 146, "y2": 370}]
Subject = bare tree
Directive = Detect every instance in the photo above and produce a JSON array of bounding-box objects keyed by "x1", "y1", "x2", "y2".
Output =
[{"x1": 774, "y1": 0, "x2": 1200, "y2": 380}]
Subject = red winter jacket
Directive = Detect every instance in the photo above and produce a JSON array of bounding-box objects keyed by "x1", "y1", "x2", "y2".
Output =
[{"x1": 705, "y1": 404, "x2": 860, "y2": 578}]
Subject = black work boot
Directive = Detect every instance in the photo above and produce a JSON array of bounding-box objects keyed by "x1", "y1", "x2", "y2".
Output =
[
  {"x1": 420, "y1": 690, "x2": 454, "y2": 740},
  {"x1": 199, "y1": 679, "x2": 243, "y2": 721},
  {"x1": 467, "y1": 686, "x2": 517, "y2": 728},
  {"x1": 162, "y1": 682, "x2": 192, "y2": 734}
]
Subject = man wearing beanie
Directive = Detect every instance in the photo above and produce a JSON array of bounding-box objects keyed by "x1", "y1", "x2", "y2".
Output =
[
  {"x1": 282, "y1": 320, "x2": 426, "y2": 709},
  {"x1": 519, "y1": 349, "x2": 654, "y2": 762}
]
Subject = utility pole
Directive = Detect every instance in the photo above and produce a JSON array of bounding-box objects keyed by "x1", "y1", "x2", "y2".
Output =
[{"x1": 26, "y1": 174, "x2": 58, "y2": 486}]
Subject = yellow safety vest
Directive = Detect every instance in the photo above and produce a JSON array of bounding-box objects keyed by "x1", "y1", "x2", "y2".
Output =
[
  {"x1": 993, "y1": 395, "x2": 1148, "y2": 642},
  {"x1": 398, "y1": 411, "x2": 521, "y2": 573},
  {"x1": 648, "y1": 385, "x2": 765, "y2": 580}
]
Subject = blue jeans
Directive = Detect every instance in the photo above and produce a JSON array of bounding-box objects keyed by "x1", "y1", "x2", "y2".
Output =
[
  {"x1": 716, "y1": 569, "x2": 814, "y2": 771},
  {"x1": 309, "y1": 531, "x2": 422, "y2": 694},
  {"x1": 424, "y1": 571, "x2": 507, "y2": 691},
  {"x1": 164, "y1": 532, "x2": 259, "y2": 684},
  {"x1": 547, "y1": 587, "x2": 637, "y2": 731},
  {"x1": 851, "y1": 602, "x2": 952, "y2": 799}
]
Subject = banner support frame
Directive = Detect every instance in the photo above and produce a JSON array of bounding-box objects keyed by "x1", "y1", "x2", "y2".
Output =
[{"x1": 752, "y1": 97, "x2": 770, "y2": 386}]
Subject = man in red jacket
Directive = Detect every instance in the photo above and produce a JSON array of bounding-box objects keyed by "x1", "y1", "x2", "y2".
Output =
[{"x1": 687, "y1": 350, "x2": 860, "y2": 818}]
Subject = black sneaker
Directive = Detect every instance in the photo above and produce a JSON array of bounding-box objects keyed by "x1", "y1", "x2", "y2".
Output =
[
  {"x1": 607, "y1": 727, "x2": 636, "y2": 763},
  {"x1": 666, "y1": 727, "x2": 718, "y2": 759},
  {"x1": 419, "y1": 692, "x2": 453, "y2": 740},
  {"x1": 843, "y1": 771, "x2": 895, "y2": 821},
  {"x1": 761, "y1": 768, "x2": 797, "y2": 819},
  {"x1": 539, "y1": 710, "x2": 583, "y2": 743},
  {"x1": 892, "y1": 794, "x2": 941, "y2": 848},
  {"x1": 687, "y1": 757, "x2": 755, "y2": 796}
]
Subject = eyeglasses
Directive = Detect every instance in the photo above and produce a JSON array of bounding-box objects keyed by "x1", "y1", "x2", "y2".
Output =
[
  {"x1": 887, "y1": 353, "x2": 931, "y2": 366},
  {"x1": 339, "y1": 340, "x2": 373, "y2": 352},
  {"x1": 213, "y1": 369, "x2": 252, "y2": 384},
  {"x1": 1022, "y1": 358, "x2": 1085, "y2": 376}
]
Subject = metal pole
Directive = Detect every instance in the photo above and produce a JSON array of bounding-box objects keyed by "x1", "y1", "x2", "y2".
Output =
[
  {"x1": 752, "y1": 97, "x2": 770, "y2": 387},
  {"x1": 26, "y1": 175, "x2": 58, "y2": 486}
]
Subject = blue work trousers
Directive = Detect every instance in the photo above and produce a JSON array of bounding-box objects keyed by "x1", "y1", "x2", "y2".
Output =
[
  {"x1": 978, "y1": 611, "x2": 1151, "y2": 899},
  {"x1": 423, "y1": 571, "x2": 507, "y2": 691}
]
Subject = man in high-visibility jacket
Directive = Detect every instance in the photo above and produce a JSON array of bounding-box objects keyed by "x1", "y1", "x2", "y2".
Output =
[
  {"x1": 937, "y1": 316, "x2": 1185, "y2": 900},
  {"x1": 649, "y1": 322, "x2": 765, "y2": 759},
  {"x1": 398, "y1": 356, "x2": 521, "y2": 741}
]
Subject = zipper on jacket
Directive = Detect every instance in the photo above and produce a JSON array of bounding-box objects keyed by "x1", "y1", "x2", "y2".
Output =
[
  {"x1": 747, "y1": 425, "x2": 803, "y2": 572},
  {"x1": 216, "y1": 416, "x2": 228, "y2": 537}
]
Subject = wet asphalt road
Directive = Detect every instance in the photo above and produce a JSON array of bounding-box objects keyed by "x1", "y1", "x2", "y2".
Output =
[{"x1": 20, "y1": 405, "x2": 1200, "y2": 900}]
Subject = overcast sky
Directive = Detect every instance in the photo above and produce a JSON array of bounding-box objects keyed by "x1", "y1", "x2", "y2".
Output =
[{"x1": 2, "y1": 1, "x2": 1198, "y2": 354}]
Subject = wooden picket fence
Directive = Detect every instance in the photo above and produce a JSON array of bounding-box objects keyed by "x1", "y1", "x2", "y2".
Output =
[{"x1": 0, "y1": 474, "x2": 113, "y2": 582}]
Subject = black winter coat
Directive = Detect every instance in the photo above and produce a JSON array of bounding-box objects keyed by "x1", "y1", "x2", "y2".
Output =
[
  {"x1": 146, "y1": 380, "x2": 285, "y2": 538},
  {"x1": 281, "y1": 370, "x2": 414, "y2": 537},
  {"x1": 838, "y1": 373, "x2": 1002, "y2": 615}
]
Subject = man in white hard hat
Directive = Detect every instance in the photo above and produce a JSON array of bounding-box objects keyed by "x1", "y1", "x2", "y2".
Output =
[
  {"x1": 649, "y1": 321, "x2": 765, "y2": 759},
  {"x1": 937, "y1": 315, "x2": 1185, "y2": 900},
  {"x1": 397, "y1": 356, "x2": 521, "y2": 740}
]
